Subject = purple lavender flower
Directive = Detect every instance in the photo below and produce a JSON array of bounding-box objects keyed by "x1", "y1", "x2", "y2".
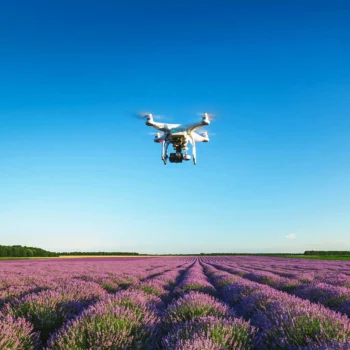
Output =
[
  {"x1": 241, "y1": 290, "x2": 350, "y2": 347},
  {"x1": 163, "y1": 335, "x2": 224, "y2": 349},
  {"x1": 4, "y1": 255, "x2": 350, "y2": 349},
  {"x1": 301, "y1": 340, "x2": 350, "y2": 349},
  {"x1": 0, "y1": 315, "x2": 40, "y2": 349},
  {"x1": 46, "y1": 302, "x2": 159, "y2": 349},
  {"x1": 174, "y1": 261, "x2": 217, "y2": 296},
  {"x1": 92, "y1": 276, "x2": 120, "y2": 293},
  {"x1": 2, "y1": 279, "x2": 108, "y2": 344},
  {"x1": 165, "y1": 291, "x2": 236, "y2": 325},
  {"x1": 294, "y1": 282, "x2": 350, "y2": 316},
  {"x1": 162, "y1": 316, "x2": 256, "y2": 350},
  {"x1": 321, "y1": 273, "x2": 350, "y2": 288},
  {"x1": 221, "y1": 279, "x2": 263, "y2": 306},
  {"x1": 0, "y1": 284, "x2": 42, "y2": 308},
  {"x1": 4, "y1": 290, "x2": 83, "y2": 343},
  {"x1": 103, "y1": 289, "x2": 165, "y2": 314},
  {"x1": 55, "y1": 279, "x2": 107, "y2": 304},
  {"x1": 156, "y1": 268, "x2": 186, "y2": 287},
  {"x1": 202, "y1": 260, "x2": 350, "y2": 348},
  {"x1": 132, "y1": 279, "x2": 168, "y2": 297}
]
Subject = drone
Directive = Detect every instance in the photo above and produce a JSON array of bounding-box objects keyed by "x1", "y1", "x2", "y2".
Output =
[{"x1": 137, "y1": 112, "x2": 215, "y2": 165}]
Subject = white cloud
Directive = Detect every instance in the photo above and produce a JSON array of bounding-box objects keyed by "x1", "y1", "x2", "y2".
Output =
[{"x1": 286, "y1": 233, "x2": 296, "y2": 239}]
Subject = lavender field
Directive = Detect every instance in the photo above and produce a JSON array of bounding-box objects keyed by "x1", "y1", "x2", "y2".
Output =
[{"x1": 1, "y1": 256, "x2": 350, "y2": 349}]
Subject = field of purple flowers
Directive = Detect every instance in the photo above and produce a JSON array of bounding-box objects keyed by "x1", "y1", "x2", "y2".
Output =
[{"x1": 1, "y1": 256, "x2": 350, "y2": 349}]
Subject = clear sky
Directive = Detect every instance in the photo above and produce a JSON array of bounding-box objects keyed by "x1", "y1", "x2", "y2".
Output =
[{"x1": 0, "y1": 1, "x2": 349, "y2": 254}]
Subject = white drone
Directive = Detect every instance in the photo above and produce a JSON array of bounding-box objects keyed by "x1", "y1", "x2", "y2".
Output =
[{"x1": 138, "y1": 112, "x2": 215, "y2": 165}]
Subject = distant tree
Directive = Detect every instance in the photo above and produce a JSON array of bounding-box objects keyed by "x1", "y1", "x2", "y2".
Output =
[
  {"x1": 0, "y1": 246, "x2": 5, "y2": 257},
  {"x1": 11, "y1": 246, "x2": 21, "y2": 257},
  {"x1": 25, "y1": 249, "x2": 34, "y2": 257},
  {"x1": 304, "y1": 250, "x2": 350, "y2": 256},
  {"x1": 0, "y1": 245, "x2": 58, "y2": 258}
]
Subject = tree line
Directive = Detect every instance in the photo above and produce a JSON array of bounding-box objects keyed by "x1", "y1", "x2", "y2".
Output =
[
  {"x1": 1, "y1": 245, "x2": 348, "y2": 258},
  {"x1": 0, "y1": 246, "x2": 140, "y2": 257},
  {"x1": 0, "y1": 245, "x2": 59, "y2": 257},
  {"x1": 304, "y1": 251, "x2": 350, "y2": 256}
]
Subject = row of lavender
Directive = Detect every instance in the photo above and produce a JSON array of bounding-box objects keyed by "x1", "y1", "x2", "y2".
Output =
[
  {"x1": 200, "y1": 259, "x2": 350, "y2": 349},
  {"x1": 0, "y1": 257, "x2": 260, "y2": 349},
  {"x1": 1, "y1": 256, "x2": 350, "y2": 349},
  {"x1": 0, "y1": 257, "x2": 192, "y2": 349},
  {"x1": 212, "y1": 256, "x2": 350, "y2": 287},
  {"x1": 155, "y1": 258, "x2": 350, "y2": 349},
  {"x1": 46, "y1": 259, "x2": 258, "y2": 349},
  {"x1": 0, "y1": 258, "x2": 189, "y2": 308},
  {"x1": 161, "y1": 260, "x2": 256, "y2": 349},
  {"x1": 156, "y1": 258, "x2": 350, "y2": 349},
  {"x1": 49, "y1": 258, "x2": 350, "y2": 348},
  {"x1": 46, "y1": 259, "x2": 193, "y2": 349},
  {"x1": 203, "y1": 257, "x2": 350, "y2": 318}
]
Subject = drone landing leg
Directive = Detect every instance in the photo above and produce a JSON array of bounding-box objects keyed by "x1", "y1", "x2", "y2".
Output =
[
  {"x1": 192, "y1": 140, "x2": 196, "y2": 165},
  {"x1": 161, "y1": 141, "x2": 166, "y2": 164},
  {"x1": 163, "y1": 141, "x2": 170, "y2": 165}
]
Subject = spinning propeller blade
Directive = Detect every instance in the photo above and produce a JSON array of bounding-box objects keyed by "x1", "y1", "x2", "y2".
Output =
[
  {"x1": 200, "y1": 129, "x2": 216, "y2": 136},
  {"x1": 148, "y1": 132, "x2": 164, "y2": 136},
  {"x1": 197, "y1": 112, "x2": 216, "y2": 120},
  {"x1": 133, "y1": 111, "x2": 152, "y2": 119},
  {"x1": 133, "y1": 111, "x2": 166, "y2": 120}
]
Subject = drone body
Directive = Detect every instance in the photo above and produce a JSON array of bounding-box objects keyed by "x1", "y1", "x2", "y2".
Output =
[{"x1": 140, "y1": 112, "x2": 214, "y2": 165}]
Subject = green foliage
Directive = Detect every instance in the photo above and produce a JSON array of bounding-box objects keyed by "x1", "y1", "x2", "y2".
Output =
[
  {"x1": 0, "y1": 245, "x2": 58, "y2": 258},
  {"x1": 304, "y1": 250, "x2": 350, "y2": 256}
]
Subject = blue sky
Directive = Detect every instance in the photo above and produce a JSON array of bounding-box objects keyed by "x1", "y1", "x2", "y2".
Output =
[{"x1": 0, "y1": 1, "x2": 349, "y2": 254}]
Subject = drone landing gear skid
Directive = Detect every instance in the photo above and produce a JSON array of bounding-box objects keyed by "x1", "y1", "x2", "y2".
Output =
[
  {"x1": 161, "y1": 141, "x2": 170, "y2": 165},
  {"x1": 192, "y1": 140, "x2": 196, "y2": 165}
]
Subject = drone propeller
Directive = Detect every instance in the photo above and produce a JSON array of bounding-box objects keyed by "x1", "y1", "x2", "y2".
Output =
[
  {"x1": 137, "y1": 111, "x2": 151, "y2": 118},
  {"x1": 199, "y1": 129, "x2": 216, "y2": 136},
  {"x1": 134, "y1": 111, "x2": 165, "y2": 120},
  {"x1": 148, "y1": 131, "x2": 164, "y2": 136},
  {"x1": 197, "y1": 112, "x2": 216, "y2": 120}
]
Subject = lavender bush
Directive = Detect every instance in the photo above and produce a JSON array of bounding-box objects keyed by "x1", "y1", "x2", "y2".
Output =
[
  {"x1": 46, "y1": 304, "x2": 159, "y2": 349},
  {"x1": 162, "y1": 316, "x2": 256, "y2": 350},
  {"x1": 164, "y1": 336, "x2": 224, "y2": 350},
  {"x1": 243, "y1": 290, "x2": 350, "y2": 347},
  {"x1": 202, "y1": 260, "x2": 350, "y2": 348},
  {"x1": 294, "y1": 282, "x2": 350, "y2": 316},
  {"x1": 103, "y1": 289, "x2": 165, "y2": 314},
  {"x1": 174, "y1": 261, "x2": 216, "y2": 296},
  {"x1": 5, "y1": 290, "x2": 83, "y2": 342},
  {"x1": 164, "y1": 291, "x2": 236, "y2": 325},
  {"x1": 0, "y1": 315, "x2": 40, "y2": 349}
]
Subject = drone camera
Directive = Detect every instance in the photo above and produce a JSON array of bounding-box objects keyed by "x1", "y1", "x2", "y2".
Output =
[{"x1": 169, "y1": 153, "x2": 183, "y2": 163}]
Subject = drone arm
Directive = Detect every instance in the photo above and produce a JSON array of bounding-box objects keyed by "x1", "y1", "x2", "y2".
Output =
[
  {"x1": 186, "y1": 118, "x2": 210, "y2": 133},
  {"x1": 146, "y1": 119, "x2": 167, "y2": 131},
  {"x1": 192, "y1": 131, "x2": 209, "y2": 142}
]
